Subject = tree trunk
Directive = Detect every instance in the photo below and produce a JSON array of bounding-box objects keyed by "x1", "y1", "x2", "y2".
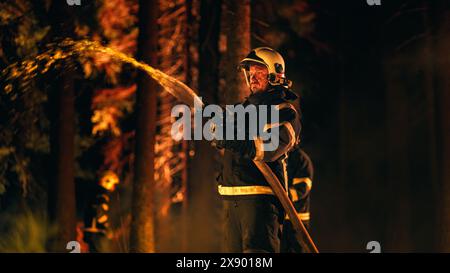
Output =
[
  {"x1": 129, "y1": 0, "x2": 159, "y2": 253},
  {"x1": 47, "y1": 0, "x2": 76, "y2": 252},
  {"x1": 186, "y1": 0, "x2": 222, "y2": 252},
  {"x1": 222, "y1": 0, "x2": 251, "y2": 104}
]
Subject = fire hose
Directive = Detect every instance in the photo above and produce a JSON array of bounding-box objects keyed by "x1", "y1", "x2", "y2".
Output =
[{"x1": 157, "y1": 76, "x2": 319, "y2": 252}]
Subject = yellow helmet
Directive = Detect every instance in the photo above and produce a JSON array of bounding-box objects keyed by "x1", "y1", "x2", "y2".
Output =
[{"x1": 239, "y1": 47, "x2": 290, "y2": 87}]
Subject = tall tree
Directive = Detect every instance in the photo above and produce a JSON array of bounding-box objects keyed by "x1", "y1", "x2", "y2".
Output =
[
  {"x1": 47, "y1": 0, "x2": 77, "y2": 252},
  {"x1": 129, "y1": 0, "x2": 159, "y2": 253},
  {"x1": 155, "y1": 0, "x2": 193, "y2": 252},
  {"x1": 222, "y1": 0, "x2": 251, "y2": 104}
]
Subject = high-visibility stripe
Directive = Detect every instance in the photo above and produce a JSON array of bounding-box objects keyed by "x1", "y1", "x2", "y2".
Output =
[
  {"x1": 283, "y1": 122, "x2": 297, "y2": 147},
  {"x1": 275, "y1": 103, "x2": 299, "y2": 145},
  {"x1": 293, "y1": 177, "x2": 312, "y2": 192},
  {"x1": 218, "y1": 185, "x2": 274, "y2": 196},
  {"x1": 285, "y1": 212, "x2": 310, "y2": 221},
  {"x1": 281, "y1": 155, "x2": 289, "y2": 191},
  {"x1": 263, "y1": 122, "x2": 280, "y2": 132},
  {"x1": 255, "y1": 121, "x2": 296, "y2": 162},
  {"x1": 264, "y1": 121, "x2": 296, "y2": 144},
  {"x1": 298, "y1": 212, "x2": 310, "y2": 221}
]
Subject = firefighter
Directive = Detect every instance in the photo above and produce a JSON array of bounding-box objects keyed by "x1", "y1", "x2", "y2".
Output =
[
  {"x1": 281, "y1": 146, "x2": 314, "y2": 253},
  {"x1": 83, "y1": 170, "x2": 119, "y2": 253},
  {"x1": 212, "y1": 47, "x2": 301, "y2": 253}
]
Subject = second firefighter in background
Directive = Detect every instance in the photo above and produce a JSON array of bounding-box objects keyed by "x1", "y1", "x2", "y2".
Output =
[
  {"x1": 212, "y1": 47, "x2": 301, "y2": 253},
  {"x1": 83, "y1": 171, "x2": 119, "y2": 253}
]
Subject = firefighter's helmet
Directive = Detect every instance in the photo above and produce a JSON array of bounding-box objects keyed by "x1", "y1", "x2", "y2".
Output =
[
  {"x1": 99, "y1": 171, "x2": 119, "y2": 191},
  {"x1": 239, "y1": 47, "x2": 291, "y2": 88}
]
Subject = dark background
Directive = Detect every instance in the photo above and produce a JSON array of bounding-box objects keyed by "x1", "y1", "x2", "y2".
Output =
[{"x1": 1, "y1": 0, "x2": 449, "y2": 252}]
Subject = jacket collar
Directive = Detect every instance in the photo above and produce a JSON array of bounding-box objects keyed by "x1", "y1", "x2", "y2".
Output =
[{"x1": 246, "y1": 85, "x2": 298, "y2": 104}]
